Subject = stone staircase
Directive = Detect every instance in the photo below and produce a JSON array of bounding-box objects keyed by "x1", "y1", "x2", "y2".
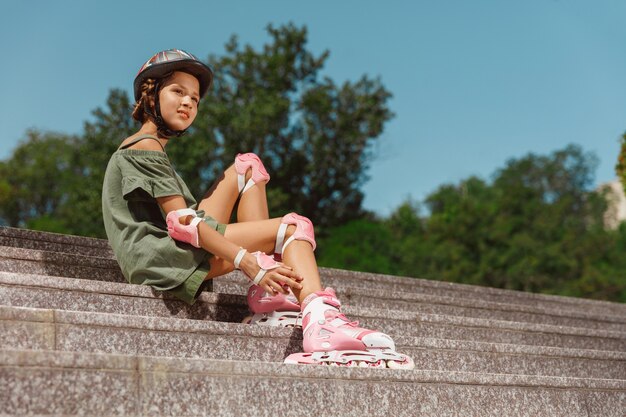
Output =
[{"x1": 0, "y1": 226, "x2": 624, "y2": 416}]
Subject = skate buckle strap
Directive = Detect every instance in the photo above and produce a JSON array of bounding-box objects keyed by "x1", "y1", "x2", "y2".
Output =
[
  {"x1": 322, "y1": 296, "x2": 341, "y2": 309},
  {"x1": 328, "y1": 312, "x2": 359, "y2": 328}
]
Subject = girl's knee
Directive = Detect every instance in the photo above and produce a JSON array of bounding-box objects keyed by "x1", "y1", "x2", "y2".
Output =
[
  {"x1": 275, "y1": 213, "x2": 316, "y2": 254},
  {"x1": 205, "y1": 256, "x2": 235, "y2": 279},
  {"x1": 283, "y1": 224, "x2": 297, "y2": 240}
]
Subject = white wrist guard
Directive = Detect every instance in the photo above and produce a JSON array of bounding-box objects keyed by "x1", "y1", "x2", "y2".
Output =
[
  {"x1": 234, "y1": 248, "x2": 247, "y2": 269},
  {"x1": 247, "y1": 251, "x2": 281, "y2": 285}
]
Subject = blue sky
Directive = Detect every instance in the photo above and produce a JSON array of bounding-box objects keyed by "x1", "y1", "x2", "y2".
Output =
[{"x1": 2, "y1": 0, "x2": 625, "y2": 215}]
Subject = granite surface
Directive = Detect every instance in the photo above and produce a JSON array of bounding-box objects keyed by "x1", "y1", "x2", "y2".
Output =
[
  {"x1": 0, "y1": 270, "x2": 247, "y2": 322},
  {"x1": 0, "y1": 226, "x2": 112, "y2": 254},
  {"x1": 1, "y1": 226, "x2": 625, "y2": 416},
  {"x1": 2, "y1": 272, "x2": 625, "y2": 355},
  {"x1": 323, "y1": 267, "x2": 626, "y2": 316},
  {"x1": 358, "y1": 312, "x2": 626, "y2": 352},
  {"x1": 2, "y1": 273, "x2": 624, "y2": 353},
  {"x1": 2, "y1": 349, "x2": 625, "y2": 417},
  {"x1": 0, "y1": 246, "x2": 125, "y2": 282},
  {"x1": 342, "y1": 287, "x2": 626, "y2": 332},
  {"x1": 2, "y1": 304, "x2": 625, "y2": 379},
  {"x1": 0, "y1": 271, "x2": 626, "y2": 333},
  {"x1": 0, "y1": 226, "x2": 110, "y2": 248},
  {"x1": 3, "y1": 226, "x2": 626, "y2": 317}
]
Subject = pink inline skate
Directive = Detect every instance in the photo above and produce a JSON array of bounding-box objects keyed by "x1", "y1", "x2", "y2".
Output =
[
  {"x1": 284, "y1": 288, "x2": 414, "y2": 369},
  {"x1": 241, "y1": 211, "x2": 315, "y2": 328},
  {"x1": 242, "y1": 284, "x2": 302, "y2": 328}
]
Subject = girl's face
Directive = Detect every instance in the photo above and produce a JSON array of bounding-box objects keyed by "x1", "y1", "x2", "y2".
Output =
[{"x1": 158, "y1": 71, "x2": 201, "y2": 131}]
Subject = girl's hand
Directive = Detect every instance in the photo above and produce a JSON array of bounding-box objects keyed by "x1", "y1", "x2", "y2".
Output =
[
  {"x1": 259, "y1": 265, "x2": 304, "y2": 295},
  {"x1": 240, "y1": 252, "x2": 303, "y2": 295}
]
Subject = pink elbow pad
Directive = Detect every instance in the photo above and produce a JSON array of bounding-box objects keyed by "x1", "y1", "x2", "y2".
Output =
[{"x1": 166, "y1": 208, "x2": 203, "y2": 248}]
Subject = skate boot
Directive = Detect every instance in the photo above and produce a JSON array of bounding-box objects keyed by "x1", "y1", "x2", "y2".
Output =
[
  {"x1": 284, "y1": 288, "x2": 414, "y2": 369},
  {"x1": 242, "y1": 284, "x2": 302, "y2": 328},
  {"x1": 234, "y1": 251, "x2": 302, "y2": 328}
]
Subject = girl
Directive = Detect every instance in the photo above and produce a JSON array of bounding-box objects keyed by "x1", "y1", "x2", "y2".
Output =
[{"x1": 102, "y1": 49, "x2": 412, "y2": 369}]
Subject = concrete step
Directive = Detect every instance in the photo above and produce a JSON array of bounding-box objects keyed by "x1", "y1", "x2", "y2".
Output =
[
  {"x1": 2, "y1": 244, "x2": 625, "y2": 330},
  {"x1": 2, "y1": 227, "x2": 625, "y2": 416},
  {"x1": 3, "y1": 226, "x2": 625, "y2": 317},
  {"x1": 342, "y1": 285, "x2": 626, "y2": 332},
  {"x1": 2, "y1": 304, "x2": 625, "y2": 380},
  {"x1": 0, "y1": 270, "x2": 247, "y2": 323},
  {"x1": 288, "y1": 269, "x2": 626, "y2": 318},
  {"x1": 0, "y1": 226, "x2": 113, "y2": 257},
  {"x1": 0, "y1": 264, "x2": 626, "y2": 332},
  {"x1": 216, "y1": 274, "x2": 626, "y2": 332},
  {"x1": 2, "y1": 348, "x2": 625, "y2": 417},
  {"x1": 2, "y1": 271, "x2": 624, "y2": 353},
  {"x1": 0, "y1": 246, "x2": 125, "y2": 283}
]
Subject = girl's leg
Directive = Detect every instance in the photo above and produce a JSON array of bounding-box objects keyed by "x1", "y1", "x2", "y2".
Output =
[
  {"x1": 204, "y1": 218, "x2": 322, "y2": 303},
  {"x1": 196, "y1": 166, "x2": 239, "y2": 225},
  {"x1": 197, "y1": 164, "x2": 269, "y2": 224},
  {"x1": 281, "y1": 240, "x2": 321, "y2": 303},
  {"x1": 197, "y1": 157, "x2": 320, "y2": 302},
  {"x1": 237, "y1": 182, "x2": 269, "y2": 222}
]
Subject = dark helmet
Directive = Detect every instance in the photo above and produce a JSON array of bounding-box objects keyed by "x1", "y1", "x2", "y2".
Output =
[
  {"x1": 133, "y1": 49, "x2": 213, "y2": 138},
  {"x1": 133, "y1": 49, "x2": 213, "y2": 101}
]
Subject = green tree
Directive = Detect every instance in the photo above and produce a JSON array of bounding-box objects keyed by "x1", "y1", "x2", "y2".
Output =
[
  {"x1": 1, "y1": 23, "x2": 392, "y2": 237},
  {"x1": 616, "y1": 132, "x2": 626, "y2": 194},
  {"x1": 168, "y1": 23, "x2": 394, "y2": 228},
  {"x1": 0, "y1": 130, "x2": 77, "y2": 231},
  {"x1": 320, "y1": 144, "x2": 625, "y2": 302},
  {"x1": 384, "y1": 199, "x2": 431, "y2": 278},
  {"x1": 61, "y1": 89, "x2": 136, "y2": 237},
  {"x1": 417, "y1": 145, "x2": 621, "y2": 300},
  {"x1": 422, "y1": 176, "x2": 497, "y2": 285},
  {"x1": 316, "y1": 216, "x2": 396, "y2": 275}
]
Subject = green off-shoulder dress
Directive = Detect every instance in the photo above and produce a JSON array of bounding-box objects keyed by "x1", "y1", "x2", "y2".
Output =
[{"x1": 101, "y1": 135, "x2": 227, "y2": 305}]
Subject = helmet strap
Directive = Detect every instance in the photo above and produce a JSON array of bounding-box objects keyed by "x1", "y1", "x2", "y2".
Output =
[{"x1": 144, "y1": 81, "x2": 187, "y2": 139}]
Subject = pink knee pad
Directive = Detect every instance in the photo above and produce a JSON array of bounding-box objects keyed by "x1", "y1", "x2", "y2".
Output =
[
  {"x1": 166, "y1": 208, "x2": 203, "y2": 248},
  {"x1": 235, "y1": 152, "x2": 270, "y2": 194},
  {"x1": 274, "y1": 213, "x2": 316, "y2": 259}
]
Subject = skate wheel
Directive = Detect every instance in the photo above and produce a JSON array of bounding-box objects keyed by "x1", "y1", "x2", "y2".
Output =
[
  {"x1": 241, "y1": 316, "x2": 252, "y2": 324},
  {"x1": 369, "y1": 359, "x2": 385, "y2": 368},
  {"x1": 386, "y1": 356, "x2": 415, "y2": 370}
]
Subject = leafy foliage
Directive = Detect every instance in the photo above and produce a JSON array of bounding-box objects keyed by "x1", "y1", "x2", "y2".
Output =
[
  {"x1": 318, "y1": 145, "x2": 625, "y2": 303},
  {"x1": 616, "y1": 132, "x2": 626, "y2": 194},
  {"x1": 168, "y1": 23, "x2": 393, "y2": 227},
  {"x1": 0, "y1": 130, "x2": 77, "y2": 231},
  {"x1": 0, "y1": 24, "x2": 392, "y2": 236},
  {"x1": 0, "y1": 24, "x2": 622, "y2": 302}
]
